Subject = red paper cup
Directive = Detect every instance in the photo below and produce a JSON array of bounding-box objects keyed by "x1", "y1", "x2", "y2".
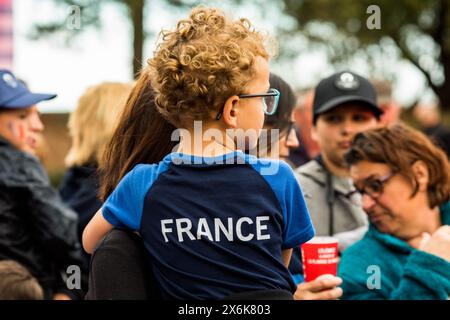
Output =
[{"x1": 301, "y1": 236, "x2": 339, "y2": 282}]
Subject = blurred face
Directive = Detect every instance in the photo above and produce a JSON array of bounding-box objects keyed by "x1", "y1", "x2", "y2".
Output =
[
  {"x1": 0, "y1": 105, "x2": 44, "y2": 155},
  {"x1": 379, "y1": 101, "x2": 401, "y2": 126},
  {"x1": 278, "y1": 118, "x2": 300, "y2": 160},
  {"x1": 262, "y1": 122, "x2": 299, "y2": 161},
  {"x1": 350, "y1": 161, "x2": 430, "y2": 240},
  {"x1": 312, "y1": 104, "x2": 378, "y2": 169},
  {"x1": 235, "y1": 56, "x2": 269, "y2": 149}
]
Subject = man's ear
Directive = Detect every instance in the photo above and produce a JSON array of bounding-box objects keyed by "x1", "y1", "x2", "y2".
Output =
[
  {"x1": 411, "y1": 160, "x2": 429, "y2": 192},
  {"x1": 311, "y1": 125, "x2": 319, "y2": 143},
  {"x1": 221, "y1": 95, "x2": 239, "y2": 128}
]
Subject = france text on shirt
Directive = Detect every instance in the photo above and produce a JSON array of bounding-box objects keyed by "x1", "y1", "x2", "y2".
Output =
[{"x1": 161, "y1": 216, "x2": 271, "y2": 243}]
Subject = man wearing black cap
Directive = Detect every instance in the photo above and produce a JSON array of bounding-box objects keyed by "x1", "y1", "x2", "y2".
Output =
[
  {"x1": 0, "y1": 70, "x2": 82, "y2": 299},
  {"x1": 289, "y1": 71, "x2": 383, "y2": 283}
]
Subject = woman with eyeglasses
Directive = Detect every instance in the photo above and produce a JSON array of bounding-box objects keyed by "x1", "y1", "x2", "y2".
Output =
[{"x1": 338, "y1": 123, "x2": 450, "y2": 300}]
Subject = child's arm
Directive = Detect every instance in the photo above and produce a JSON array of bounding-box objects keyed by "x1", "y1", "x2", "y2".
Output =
[
  {"x1": 82, "y1": 209, "x2": 114, "y2": 254},
  {"x1": 282, "y1": 248, "x2": 293, "y2": 267}
]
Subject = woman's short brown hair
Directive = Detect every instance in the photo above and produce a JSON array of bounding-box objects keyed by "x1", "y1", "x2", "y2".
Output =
[
  {"x1": 345, "y1": 123, "x2": 450, "y2": 208},
  {"x1": 148, "y1": 7, "x2": 273, "y2": 127}
]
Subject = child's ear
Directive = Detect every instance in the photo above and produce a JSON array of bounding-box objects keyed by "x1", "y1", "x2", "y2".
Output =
[{"x1": 221, "y1": 96, "x2": 239, "y2": 128}]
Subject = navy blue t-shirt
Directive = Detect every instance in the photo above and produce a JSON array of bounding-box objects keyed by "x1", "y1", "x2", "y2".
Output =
[{"x1": 102, "y1": 151, "x2": 314, "y2": 299}]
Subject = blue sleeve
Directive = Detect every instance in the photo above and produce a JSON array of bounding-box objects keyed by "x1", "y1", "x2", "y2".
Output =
[
  {"x1": 254, "y1": 159, "x2": 315, "y2": 249},
  {"x1": 102, "y1": 164, "x2": 158, "y2": 231}
]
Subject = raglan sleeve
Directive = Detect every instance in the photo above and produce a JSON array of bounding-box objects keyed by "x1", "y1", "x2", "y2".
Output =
[
  {"x1": 102, "y1": 164, "x2": 155, "y2": 231},
  {"x1": 279, "y1": 162, "x2": 315, "y2": 249}
]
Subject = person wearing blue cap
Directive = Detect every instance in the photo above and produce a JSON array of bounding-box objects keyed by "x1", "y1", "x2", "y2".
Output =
[
  {"x1": 0, "y1": 69, "x2": 83, "y2": 299},
  {"x1": 0, "y1": 70, "x2": 55, "y2": 155}
]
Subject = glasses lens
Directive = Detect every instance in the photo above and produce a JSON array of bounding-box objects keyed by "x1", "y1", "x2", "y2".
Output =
[
  {"x1": 264, "y1": 89, "x2": 279, "y2": 115},
  {"x1": 366, "y1": 180, "x2": 383, "y2": 197},
  {"x1": 263, "y1": 96, "x2": 275, "y2": 114},
  {"x1": 281, "y1": 122, "x2": 294, "y2": 138},
  {"x1": 289, "y1": 122, "x2": 296, "y2": 136}
]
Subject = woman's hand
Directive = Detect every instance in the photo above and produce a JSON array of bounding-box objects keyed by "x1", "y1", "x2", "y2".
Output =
[
  {"x1": 420, "y1": 226, "x2": 450, "y2": 263},
  {"x1": 294, "y1": 274, "x2": 343, "y2": 300}
]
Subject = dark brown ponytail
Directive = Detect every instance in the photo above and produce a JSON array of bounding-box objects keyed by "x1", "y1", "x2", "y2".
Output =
[{"x1": 99, "y1": 68, "x2": 177, "y2": 201}]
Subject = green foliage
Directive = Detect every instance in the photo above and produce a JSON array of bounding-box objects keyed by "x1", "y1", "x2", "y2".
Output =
[
  {"x1": 29, "y1": 0, "x2": 101, "y2": 43},
  {"x1": 30, "y1": 0, "x2": 450, "y2": 107},
  {"x1": 30, "y1": 0, "x2": 197, "y2": 76},
  {"x1": 280, "y1": 0, "x2": 450, "y2": 109}
]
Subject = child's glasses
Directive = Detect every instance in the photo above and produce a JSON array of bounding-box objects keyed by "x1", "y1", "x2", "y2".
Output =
[{"x1": 215, "y1": 88, "x2": 280, "y2": 120}]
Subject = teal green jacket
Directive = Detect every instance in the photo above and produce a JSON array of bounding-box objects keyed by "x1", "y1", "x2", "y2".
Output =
[{"x1": 338, "y1": 202, "x2": 450, "y2": 300}]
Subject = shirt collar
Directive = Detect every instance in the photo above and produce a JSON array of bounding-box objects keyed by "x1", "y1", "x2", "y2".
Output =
[{"x1": 163, "y1": 150, "x2": 246, "y2": 165}]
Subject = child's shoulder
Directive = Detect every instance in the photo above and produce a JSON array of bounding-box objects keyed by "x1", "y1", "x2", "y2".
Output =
[
  {"x1": 128, "y1": 162, "x2": 157, "y2": 175},
  {"x1": 245, "y1": 154, "x2": 295, "y2": 179},
  {"x1": 125, "y1": 159, "x2": 171, "y2": 182}
]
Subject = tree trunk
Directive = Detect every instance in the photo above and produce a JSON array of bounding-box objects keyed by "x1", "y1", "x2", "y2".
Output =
[
  {"x1": 436, "y1": 53, "x2": 450, "y2": 111},
  {"x1": 437, "y1": 87, "x2": 450, "y2": 111},
  {"x1": 129, "y1": 0, "x2": 145, "y2": 79},
  {"x1": 433, "y1": 0, "x2": 450, "y2": 111}
]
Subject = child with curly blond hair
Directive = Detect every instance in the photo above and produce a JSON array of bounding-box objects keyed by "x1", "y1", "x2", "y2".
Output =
[{"x1": 83, "y1": 7, "x2": 315, "y2": 299}]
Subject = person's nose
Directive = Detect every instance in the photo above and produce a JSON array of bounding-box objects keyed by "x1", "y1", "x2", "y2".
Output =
[
  {"x1": 362, "y1": 193, "x2": 377, "y2": 211},
  {"x1": 341, "y1": 118, "x2": 355, "y2": 137},
  {"x1": 30, "y1": 113, "x2": 44, "y2": 132},
  {"x1": 286, "y1": 128, "x2": 300, "y2": 148}
]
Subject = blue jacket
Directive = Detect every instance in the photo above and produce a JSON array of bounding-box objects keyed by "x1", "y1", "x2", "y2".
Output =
[{"x1": 338, "y1": 202, "x2": 450, "y2": 300}]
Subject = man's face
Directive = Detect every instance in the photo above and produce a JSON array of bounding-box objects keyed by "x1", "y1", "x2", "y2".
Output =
[
  {"x1": 312, "y1": 103, "x2": 378, "y2": 169},
  {"x1": 0, "y1": 105, "x2": 44, "y2": 155}
]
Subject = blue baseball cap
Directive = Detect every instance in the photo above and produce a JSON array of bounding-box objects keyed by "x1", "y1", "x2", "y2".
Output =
[{"x1": 0, "y1": 69, "x2": 56, "y2": 109}]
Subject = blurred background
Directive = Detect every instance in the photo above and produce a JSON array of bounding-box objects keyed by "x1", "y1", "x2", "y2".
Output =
[{"x1": 1, "y1": 0, "x2": 449, "y2": 183}]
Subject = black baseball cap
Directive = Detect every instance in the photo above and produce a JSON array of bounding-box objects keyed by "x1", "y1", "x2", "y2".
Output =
[
  {"x1": 0, "y1": 69, "x2": 56, "y2": 109},
  {"x1": 312, "y1": 71, "x2": 383, "y2": 123}
]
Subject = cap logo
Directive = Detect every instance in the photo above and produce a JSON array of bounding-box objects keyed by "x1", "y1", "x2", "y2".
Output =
[
  {"x1": 335, "y1": 72, "x2": 359, "y2": 90},
  {"x1": 2, "y1": 73, "x2": 18, "y2": 88}
]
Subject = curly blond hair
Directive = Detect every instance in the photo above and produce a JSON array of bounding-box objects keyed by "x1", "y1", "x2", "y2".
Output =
[{"x1": 148, "y1": 7, "x2": 271, "y2": 127}]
